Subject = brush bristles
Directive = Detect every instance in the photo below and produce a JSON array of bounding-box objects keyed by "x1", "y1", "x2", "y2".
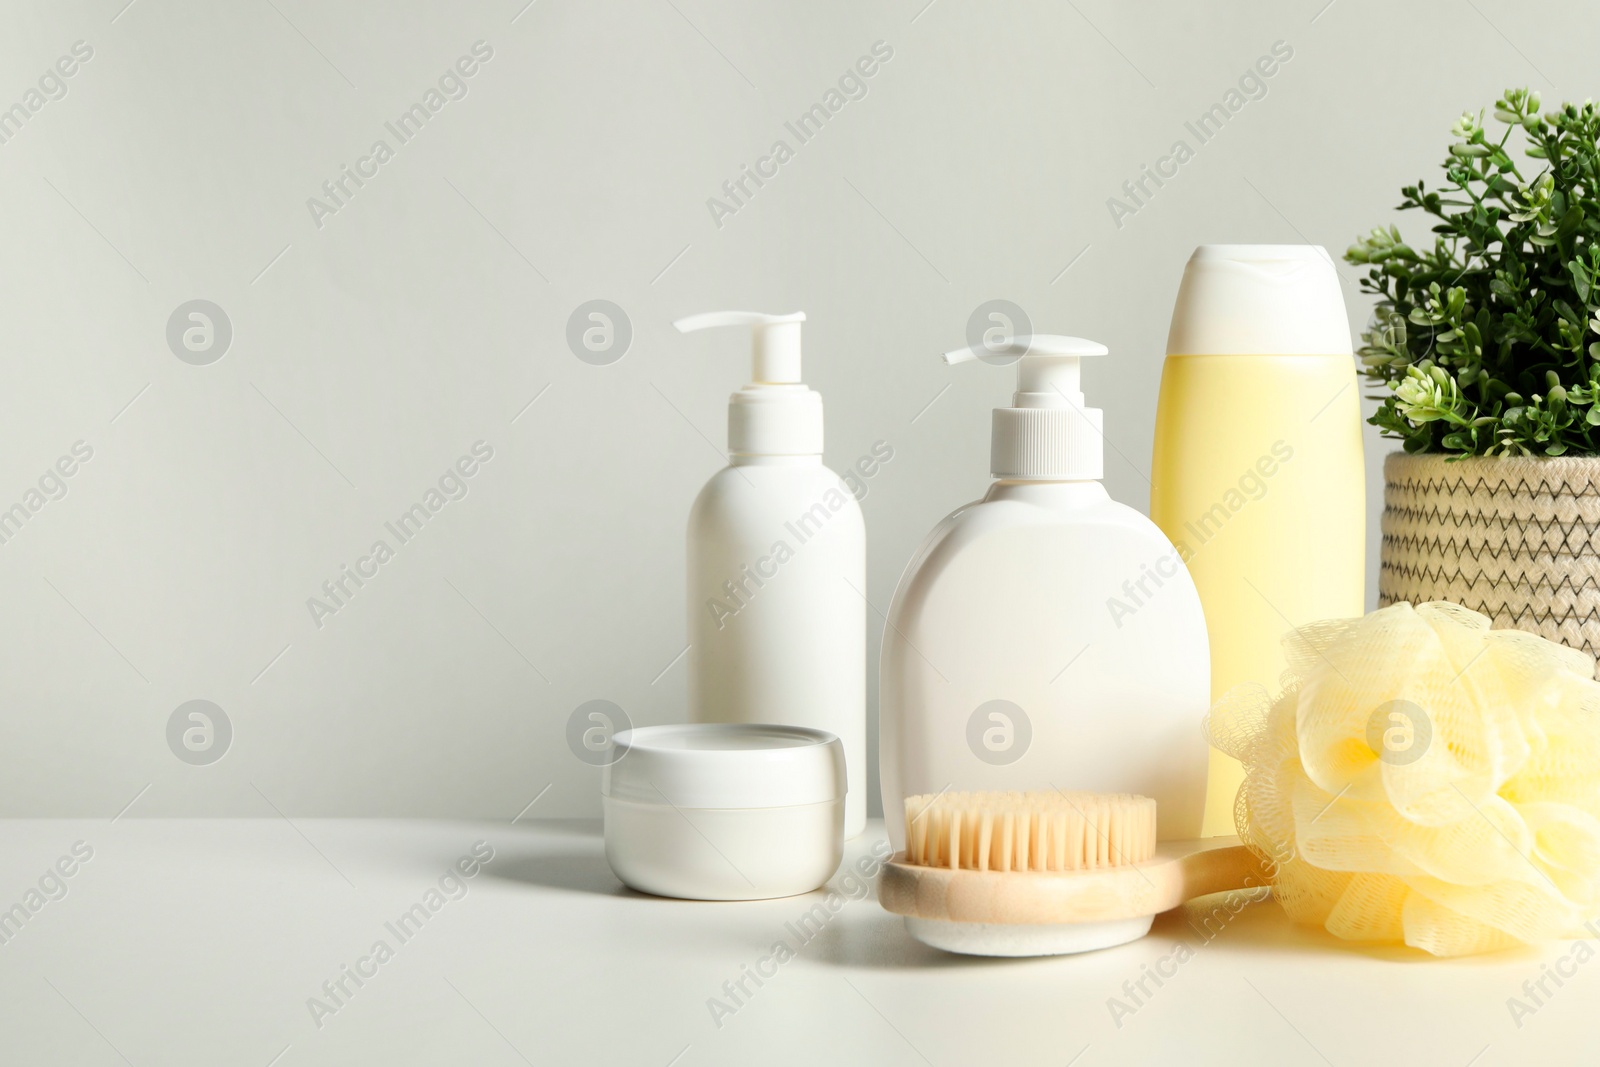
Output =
[{"x1": 903, "y1": 791, "x2": 1157, "y2": 872}]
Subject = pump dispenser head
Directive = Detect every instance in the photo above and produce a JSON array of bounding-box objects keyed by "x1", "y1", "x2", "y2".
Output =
[
  {"x1": 943, "y1": 335, "x2": 1107, "y2": 480},
  {"x1": 675, "y1": 311, "x2": 821, "y2": 457}
]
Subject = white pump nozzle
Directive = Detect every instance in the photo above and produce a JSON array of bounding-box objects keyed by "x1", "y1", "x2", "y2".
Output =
[
  {"x1": 944, "y1": 334, "x2": 1109, "y2": 481},
  {"x1": 674, "y1": 311, "x2": 807, "y2": 384},
  {"x1": 942, "y1": 334, "x2": 1108, "y2": 409},
  {"x1": 674, "y1": 310, "x2": 820, "y2": 457}
]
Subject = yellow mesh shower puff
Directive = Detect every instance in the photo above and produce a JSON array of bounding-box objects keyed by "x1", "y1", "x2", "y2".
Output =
[{"x1": 1206, "y1": 600, "x2": 1600, "y2": 957}]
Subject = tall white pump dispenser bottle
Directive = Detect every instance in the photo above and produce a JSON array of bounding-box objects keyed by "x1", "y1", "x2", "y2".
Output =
[
  {"x1": 676, "y1": 311, "x2": 867, "y2": 838},
  {"x1": 879, "y1": 336, "x2": 1210, "y2": 850}
]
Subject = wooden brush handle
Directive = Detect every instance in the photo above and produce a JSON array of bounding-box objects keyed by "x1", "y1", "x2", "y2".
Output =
[
  {"x1": 879, "y1": 841, "x2": 1270, "y2": 926},
  {"x1": 1177, "y1": 843, "x2": 1270, "y2": 900}
]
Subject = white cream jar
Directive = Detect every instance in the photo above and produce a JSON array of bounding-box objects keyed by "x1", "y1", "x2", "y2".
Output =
[{"x1": 602, "y1": 724, "x2": 845, "y2": 901}]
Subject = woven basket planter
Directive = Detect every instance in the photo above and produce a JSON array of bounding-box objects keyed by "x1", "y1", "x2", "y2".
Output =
[{"x1": 1380, "y1": 452, "x2": 1600, "y2": 674}]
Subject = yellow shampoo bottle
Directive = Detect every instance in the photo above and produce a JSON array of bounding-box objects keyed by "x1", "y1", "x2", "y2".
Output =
[{"x1": 1150, "y1": 245, "x2": 1365, "y2": 836}]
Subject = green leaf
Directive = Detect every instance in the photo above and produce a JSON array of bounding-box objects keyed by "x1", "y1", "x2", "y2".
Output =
[{"x1": 1570, "y1": 260, "x2": 1592, "y2": 301}]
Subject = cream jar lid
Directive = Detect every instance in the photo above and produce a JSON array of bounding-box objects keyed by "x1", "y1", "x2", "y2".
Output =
[{"x1": 602, "y1": 723, "x2": 845, "y2": 809}]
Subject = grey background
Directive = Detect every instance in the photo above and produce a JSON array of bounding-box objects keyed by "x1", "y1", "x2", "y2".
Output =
[{"x1": 0, "y1": 0, "x2": 1582, "y2": 817}]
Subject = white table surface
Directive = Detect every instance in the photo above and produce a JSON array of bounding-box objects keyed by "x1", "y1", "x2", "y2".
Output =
[{"x1": 2, "y1": 817, "x2": 1595, "y2": 1066}]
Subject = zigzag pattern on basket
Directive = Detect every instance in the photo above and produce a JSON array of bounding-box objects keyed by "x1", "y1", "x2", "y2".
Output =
[
  {"x1": 1382, "y1": 452, "x2": 1600, "y2": 488},
  {"x1": 1381, "y1": 533, "x2": 1593, "y2": 562},
  {"x1": 1385, "y1": 472, "x2": 1600, "y2": 497},
  {"x1": 1380, "y1": 453, "x2": 1600, "y2": 678},
  {"x1": 1384, "y1": 517, "x2": 1600, "y2": 555},
  {"x1": 1387, "y1": 475, "x2": 1600, "y2": 499},
  {"x1": 1385, "y1": 455, "x2": 1600, "y2": 523},
  {"x1": 1381, "y1": 501, "x2": 1600, "y2": 528},
  {"x1": 1382, "y1": 570, "x2": 1600, "y2": 619},
  {"x1": 1384, "y1": 506, "x2": 1600, "y2": 548},
  {"x1": 1381, "y1": 560, "x2": 1600, "y2": 598},
  {"x1": 1383, "y1": 534, "x2": 1597, "y2": 569}
]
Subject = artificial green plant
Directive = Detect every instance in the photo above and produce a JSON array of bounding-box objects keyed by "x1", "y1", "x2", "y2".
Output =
[{"x1": 1348, "y1": 88, "x2": 1600, "y2": 456}]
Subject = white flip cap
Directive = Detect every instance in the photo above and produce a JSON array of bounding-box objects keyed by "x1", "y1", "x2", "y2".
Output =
[
  {"x1": 945, "y1": 335, "x2": 1107, "y2": 481},
  {"x1": 674, "y1": 311, "x2": 822, "y2": 456},
  {"x1": 1166, "y1": 245, "x2": 1353, "y2": 356}
]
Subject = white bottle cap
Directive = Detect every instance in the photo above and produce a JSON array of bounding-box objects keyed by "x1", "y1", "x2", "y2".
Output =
[
  {"x1": 1166, "y1": 245, "x2": 1352, "y2": 356},
  {"x1": 674, "y1": 311, "x2": 822, "y2": 456},
  {"x1": 944, "y1": 335, "x2": 1108, "y2": 481},
  {"x1": 602, "y1": 723, "x2": 846, "y2": 808}
]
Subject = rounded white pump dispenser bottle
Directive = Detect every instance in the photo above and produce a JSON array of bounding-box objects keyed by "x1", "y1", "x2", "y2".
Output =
[
  {"x1": 878, "y1": 336, "x2": 1210, "y2": 851},
  {"x1": 675, "y1": 311, "x2": 867, "y2": 838}
]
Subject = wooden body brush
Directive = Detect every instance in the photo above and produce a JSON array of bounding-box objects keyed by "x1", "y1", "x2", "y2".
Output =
[{"x1": 879, "y1": 791, "x2": 1267, "y2": 956}]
